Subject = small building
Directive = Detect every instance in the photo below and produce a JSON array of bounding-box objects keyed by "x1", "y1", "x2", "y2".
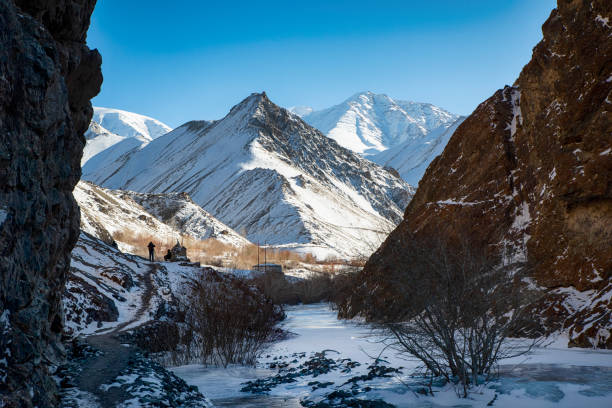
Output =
[
  {"x1": 252, "y1": 263, "x2": 283, "y2": 274},
  {"x1": 165, "y1": 240, "x2": 189, "y2": 262}
]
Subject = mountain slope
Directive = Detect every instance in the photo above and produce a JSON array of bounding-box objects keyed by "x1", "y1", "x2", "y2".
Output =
[
  {"x1": 344, "y1": 0, "x2": 612, "y2": 348},
  {"x1": 372, "y1": 117, "x2": 465, "y2": 186},
  {"x1": 75, "y1": 181, "x2": 250, "y2": 253},
  {"x1": 120, "y1": 190, "x2": 250, "y2": 247},
  {"x1": 82, "y1": 107, "x2": 172, "y2": 166},
  {"x1": 296, "y1": 92, "x2": 462, "y2": 185},
  {"x1": 82, "y1": 93, "x2": 413, "y2": 258}
]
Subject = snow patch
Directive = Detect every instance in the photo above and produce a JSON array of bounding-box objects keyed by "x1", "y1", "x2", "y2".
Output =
[
  {"x1": 506, "y1": 89, "x2": 523, "y2": 141},
  {"x1": 595, "y1": 14, "x2": 610, "y2": 28}
]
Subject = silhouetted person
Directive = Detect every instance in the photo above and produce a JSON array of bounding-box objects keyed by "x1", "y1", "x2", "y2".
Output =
[
  {"x1": 164, "y1": 249, "x2": 172, "y2": 261},
  {"x1": 147, "y1": 241, "x2": 155, "y2": 262}
]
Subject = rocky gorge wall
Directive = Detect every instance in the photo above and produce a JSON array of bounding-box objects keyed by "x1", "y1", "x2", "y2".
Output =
[
  {"x1": 344, "y1": 0, "x2": 611, "y2": 348},
  {"x1": 0, "y1": 0, "x2": 101, "y2": 406}
]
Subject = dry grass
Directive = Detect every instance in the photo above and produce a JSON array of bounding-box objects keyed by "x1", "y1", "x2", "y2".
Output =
[{"x1": 111, "y1": 227, "x2": 348, "y2": 270}]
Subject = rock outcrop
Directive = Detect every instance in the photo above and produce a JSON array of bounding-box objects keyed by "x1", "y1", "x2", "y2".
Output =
[
  {"x1": 344, "y1": 0, "x2": 611, "y2": 348},
  {"x1": 0, "y1": 0, "x2": 101, "y2": 406}
]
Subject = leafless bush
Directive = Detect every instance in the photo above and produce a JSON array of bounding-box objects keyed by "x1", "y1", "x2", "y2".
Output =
[
  {"x1": 179, "y1": 268, "x2": 284, "y2": 367},
  {"x1": 250, "y1": 269, "x2": 362, "y2": 305},
  {"x1": 377, "y1": 237, "x2": 539, "y2": 397}
]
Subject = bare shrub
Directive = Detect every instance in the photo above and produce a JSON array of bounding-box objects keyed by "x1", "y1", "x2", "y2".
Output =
[
  {"x1": 377, "y1": 236, "x2": 539, "y2": 397},
  {"x1": 179, "y1": 268, "x2": 284, "y2": 367},
  {"x1": 250, "y1": 268, "x2": 362, "y2": 306}
]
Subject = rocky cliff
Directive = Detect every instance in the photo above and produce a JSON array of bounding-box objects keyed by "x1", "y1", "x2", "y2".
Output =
[
  {"x1": 0, "y1": 0, "x2": 101, "y2": 406},
  {"x1": 345, "y1": 0, "x2": 611, "y2": 348}
]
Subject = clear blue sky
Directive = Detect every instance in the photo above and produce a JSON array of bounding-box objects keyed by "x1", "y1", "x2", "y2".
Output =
[{"x1": 88, "y1": 0, "x2": 556, "y2": 128}]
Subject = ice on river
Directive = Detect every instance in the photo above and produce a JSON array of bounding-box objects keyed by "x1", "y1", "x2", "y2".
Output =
[{"x1": 172, "y1": 303, "x2": 612, "y2": 407}]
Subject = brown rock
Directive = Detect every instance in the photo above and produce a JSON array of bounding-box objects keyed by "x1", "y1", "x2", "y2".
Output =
[{"x1": 343, "y1": 0, "x2": 611, "y2": 348}]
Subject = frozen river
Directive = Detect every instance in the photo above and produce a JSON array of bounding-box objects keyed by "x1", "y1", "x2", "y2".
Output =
[{"x1": 171, "y1": 303, "x2": 612, "y2": 407}]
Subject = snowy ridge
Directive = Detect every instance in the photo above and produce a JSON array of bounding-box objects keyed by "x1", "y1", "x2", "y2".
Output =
[
  {"x1": 82, "y1": 121, "x2": 126, "y2": 165},
  {"x1": 75, "y1": 180, "x2": 249, "y2": 252},
  {"x1": 92, "y1": 107, "x2": 172, "y2": 142},
  {"x1": 75, "y1": 180, "x2": 180, "y2": 253},
  {"x1": 296, "y1": 91, "x2": 463, "y2": 185},
  {"x1": 120, "y1": 190, "x2": 250, "y2": 247},
  {"x1": 82, "y1": 107, "x2": 172, "y2": 166},
  {"x1": 83, "y1": 92, "x2": 414, "y2": 258}
]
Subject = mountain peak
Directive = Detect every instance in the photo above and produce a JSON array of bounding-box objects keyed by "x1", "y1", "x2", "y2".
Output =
[
  {"x1": 346, "y1": 91, "x2": 392, "y2": 104},
  {"x1": 300, "y1": 92, "x2": 460, "y2": 160},
  {"x1": 226, "y1": 91, "x2": 272, "y2": 118},
  {"x1": 92, "y1": 106, "x2": 172, "y2": 142}
]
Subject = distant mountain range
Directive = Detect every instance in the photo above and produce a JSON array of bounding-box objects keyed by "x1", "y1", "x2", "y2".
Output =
[
  {"x1": 82, "y1": 107, "x2": 172, "y2": 165},
  {"x1": 291, "y1": 92, "x2": 465, "y2": 186},
  {"x1": 82, "y1": 93, "x2": 413, "y2": 258},
  {"x1": 80, "y1": 92, "x2": 463, "y2": 257}
]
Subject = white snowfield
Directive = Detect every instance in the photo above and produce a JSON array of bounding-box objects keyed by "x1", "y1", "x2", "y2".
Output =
[
  {"x1": 74, "y1": 180, "x2": 249, "y2": 252},
  {"x1": 82, "y1": 107, "x2": 172, "y2": 166},
  {"x1": 83, "y1": 93, "x2": 414, "y2": 259},
  {"x1": 294, "y1": 91, "x2": 465, "y2": 185}
]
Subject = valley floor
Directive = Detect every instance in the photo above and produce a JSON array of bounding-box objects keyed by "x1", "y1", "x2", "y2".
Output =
[{"x1": 172, "y1": 303, "x2": 612, "y2": 408}]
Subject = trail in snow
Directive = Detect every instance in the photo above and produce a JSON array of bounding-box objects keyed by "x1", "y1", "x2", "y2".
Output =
[
  {"x1": 94, "y1": 263, "x2": 157, "y2": 335},
  {"x1": 75, "y1": 263, "x2": 158, "y2": 406}
]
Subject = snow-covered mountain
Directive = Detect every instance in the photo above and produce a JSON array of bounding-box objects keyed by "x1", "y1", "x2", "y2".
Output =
[
  {"x1": 287, "y1": 106, "x2": 313, "y2": 117},
  {"x1": 92, "y1": 107, "x2": 172, "y2": 142},
  {"x1": 82, "y1": 107, "x2": 172, "y2": 166},
  {"x1": 293, "y1": 92, "x2": 464, "y2": 185},
  {"x1": 82, "y1": 93, "x2": 413, "y2": 258},
  {"x1": 372, "y1": 117, "x2": 465, "y2": 186},
  {"x1": 74, "y1": 180, "x2": 250, "y2": 253},
  {"x1": 119, "y1": 190, "x2": 250, "y2": 247}
]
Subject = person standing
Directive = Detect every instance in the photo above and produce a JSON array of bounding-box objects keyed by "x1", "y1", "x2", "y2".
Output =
[{"x1": 147, "y1": 241, "x2": 156, "y2": 262}]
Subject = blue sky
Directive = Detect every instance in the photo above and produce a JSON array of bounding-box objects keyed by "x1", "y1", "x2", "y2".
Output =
[{"x1": 88, "y1": 1, "x2": 556, "y2": 127}]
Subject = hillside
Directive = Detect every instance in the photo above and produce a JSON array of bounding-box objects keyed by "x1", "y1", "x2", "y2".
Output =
[
  {"x1": 83, "y1": 93, "x2": 413, "y2": 258},
  {"x1": 343, "y1": 0, "x2": 612, "y2": 348},
  {"x1": 74, "y1": 181, "x2": 250, "y2": 253}
]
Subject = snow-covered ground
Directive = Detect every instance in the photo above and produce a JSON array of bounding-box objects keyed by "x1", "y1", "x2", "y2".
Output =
[{"x1": 172, "y1": 303, "x2": 612, "y2": 407}]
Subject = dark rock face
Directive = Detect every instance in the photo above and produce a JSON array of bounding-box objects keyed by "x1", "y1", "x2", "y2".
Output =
[
  {"x1": 0, "y1": 0, "x2": 101, "y2": 406},
  {"x1": 343, "y1": 0, "x2": 611, "y2": 348}
]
